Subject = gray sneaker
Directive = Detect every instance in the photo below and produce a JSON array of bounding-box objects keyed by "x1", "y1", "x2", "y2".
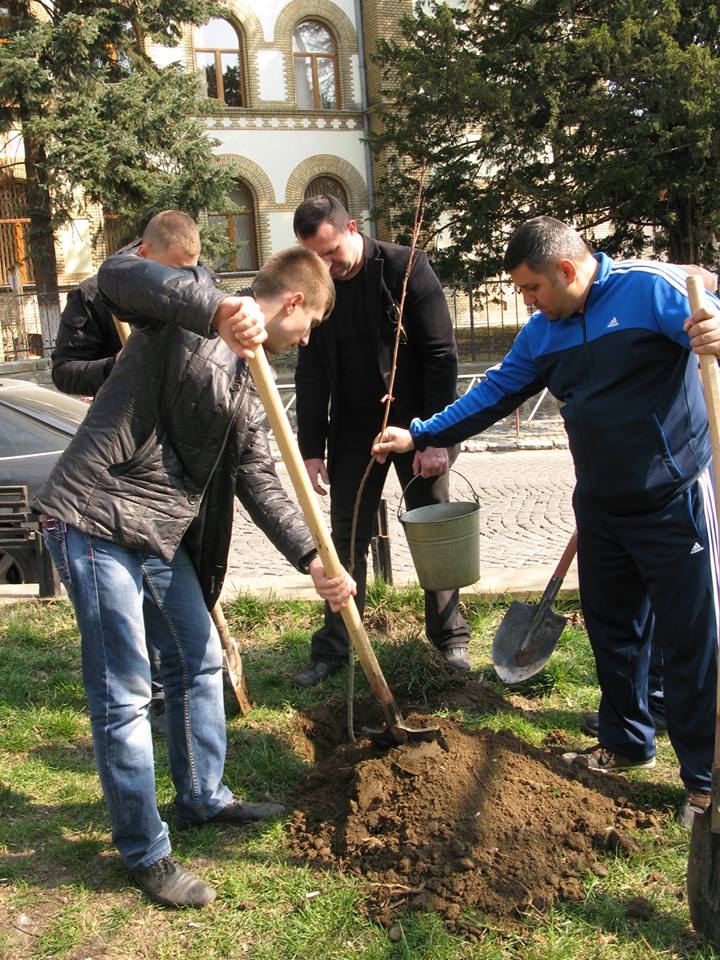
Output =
[
  {"x1": 131, "y1": 855, "x2": 216, "y2": 908},
  {"x1": 562, "y1": 744, "x2": 656, "y2": 772}
]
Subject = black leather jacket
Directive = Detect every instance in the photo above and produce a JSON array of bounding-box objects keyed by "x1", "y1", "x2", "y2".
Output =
[
  {"x1": 52, "y1": 275, "x2": 122, "y2": 396},
  {"x1": 296, "y1": 235, "x2": 458, "y2": 471},
  {"x1": 34, "y1": 249, "x2": 315, "y2": 608}
]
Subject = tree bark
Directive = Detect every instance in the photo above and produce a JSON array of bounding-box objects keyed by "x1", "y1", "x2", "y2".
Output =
[
  {"x1": 10, "y1": 0, "x2": 61, "y2": 355},
  {"x1": 22, "y1": 132, "x2": 61, "y2": 354}
]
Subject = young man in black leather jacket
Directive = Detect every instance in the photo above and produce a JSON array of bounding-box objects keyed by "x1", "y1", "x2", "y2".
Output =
[{"x1": 34, "y1": 211, "x2": 355, "y2": 908}]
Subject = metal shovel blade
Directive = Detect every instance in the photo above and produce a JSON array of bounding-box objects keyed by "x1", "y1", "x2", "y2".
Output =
[
  {"x1": 492, "y1": 599, "x2": 567, "y2": 684},
  {"x1": 688, "y1": 807, "x2": 720, "y2": 948}
]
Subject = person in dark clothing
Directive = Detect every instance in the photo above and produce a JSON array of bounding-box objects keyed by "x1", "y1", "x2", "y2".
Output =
[
  {"x1": 291, "y1": 195, "x2": 471, "y2": 688},
  {"x1": 53, "y1": 255, "x2": 165, "y2": 725},
  {"x1": 52, "y1": 276, "x2": 123, "y2": 396},
  {"x1": 34, "y1": 212, "x2": 355, "y2": 908},
  {"x1": 374, "y1": 216, "x2": 720, "y2": 826}
]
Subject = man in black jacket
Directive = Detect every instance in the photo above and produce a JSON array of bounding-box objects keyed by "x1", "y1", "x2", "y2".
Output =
[
  {"x1": 52, "y1": 251, "x2": 166, "y2": 726},
  {"x1": 291, "y1": 196, "x2": 471, "y2": 688},
  {"x1": 34, "y1": 211, "x2": 355, "y2": 908},
  {"x1": 52, "y1": 276, "x2": 122, "y2": 396}
]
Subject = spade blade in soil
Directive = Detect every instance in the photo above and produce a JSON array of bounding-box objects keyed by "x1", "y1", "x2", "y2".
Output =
[
  {"x1": 492, "y1": 599, "x2": 567, "y2": 684},
  {"x1": 688, "y1": 807, "x2": 720, "y2": 947}
]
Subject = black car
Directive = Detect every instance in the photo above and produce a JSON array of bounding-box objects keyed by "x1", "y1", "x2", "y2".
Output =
[{"x1": 0, "y1": 378, "x2": 87, "y2": 584}]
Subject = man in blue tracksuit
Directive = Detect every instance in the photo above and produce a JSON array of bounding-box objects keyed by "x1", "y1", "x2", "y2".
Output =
[{"x1": 374, "y1": 216, "x2": 720, "y2": 819}]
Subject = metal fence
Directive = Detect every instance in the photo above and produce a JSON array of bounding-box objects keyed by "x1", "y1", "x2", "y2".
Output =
[
  {"x1": 0, "y1": 287, "x2": 49, "y2": 362},
  {"x1": 0, "y1": 275, "x2": 531, "y2": 365},
  {"x1": 447, "y1": 277, "x2": 530, "y2": 362}
]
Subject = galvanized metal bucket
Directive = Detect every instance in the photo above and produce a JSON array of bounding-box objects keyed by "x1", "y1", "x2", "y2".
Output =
[{"x1": 398, "y1": 470, "x2": 480, "y2": 591}]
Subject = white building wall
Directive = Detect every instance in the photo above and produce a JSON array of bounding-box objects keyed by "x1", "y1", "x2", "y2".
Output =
[{"x1": 208, "y1": 126, "x2": 366, "y2": 205}]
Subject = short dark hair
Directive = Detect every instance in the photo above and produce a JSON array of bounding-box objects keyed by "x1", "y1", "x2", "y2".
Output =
[
  {"x1": 293, "y1": 195, "x2": 350, "y2": 239},
  {"x1": 503, "y1": 216, "x2": 590, "y2": 273},
  {"x1": 253, "y1": 246, "x2": 335, "y2": 320}
]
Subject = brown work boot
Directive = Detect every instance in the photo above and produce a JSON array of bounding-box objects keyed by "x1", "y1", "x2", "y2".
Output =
[{"x1": 677, "y1": 790, "x2": 711, "y2": 829}]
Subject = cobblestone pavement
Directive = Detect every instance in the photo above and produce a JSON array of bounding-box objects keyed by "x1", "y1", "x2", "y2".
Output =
[
  {"x1": 226, "y1": 441, "x2": 577, "y2": 600},
  {"x1": 0, "y1": 423, "x2": 578, "y2": 605}
]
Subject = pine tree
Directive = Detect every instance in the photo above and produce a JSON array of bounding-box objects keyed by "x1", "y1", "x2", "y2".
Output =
[
  {"x1": 373, "y1": 1, "x2": 720, "y2": 281},
  {"x1": 0, "y1": 1, "x2": 233, "y2": 345}
]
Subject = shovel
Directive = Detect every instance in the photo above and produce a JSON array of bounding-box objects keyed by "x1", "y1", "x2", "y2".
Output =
[
  {"x1": 112, "y1": 317, "x2": 252, "y2": 714},
  {"x1": 684, "y1": 275, "x2": 720, "y2": 945},
  {"x1": 492, "y1": 529, "x2": 578, "y2": 683},
  {"x1": 246, "y1": 345, "x2": 439, "y2": 746}
]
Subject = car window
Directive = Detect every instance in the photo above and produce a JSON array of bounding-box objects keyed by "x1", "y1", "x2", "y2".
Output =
[{"x1": 0, "y1": 406, "x2": 71, "y2": 458}]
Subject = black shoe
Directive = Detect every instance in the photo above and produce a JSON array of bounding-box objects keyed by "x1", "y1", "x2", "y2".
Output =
[
  {"x1": 207, "y1": 798, "x2": 285, "y2": 825},
  {"x1": 442, "y1": 645, "x2": 471, "y2": 672},
  {"x1": 149, "y1": 696, "x2": 166, "y2": 734},
  {"x1": 131, "y1": 855, "x2": 215, "y2": 908},
  {"x1": 580, "y1": 713, "x2": 600, "y2": 737},
  {"x1": 178, "y1": 797, "x2": 285, "y2": 830},
  {"x1": 292, "y1": 659, "x2": 343, "y2": 687},
  {"x1": 649, "y1": 707, "x2": 667, "y2": 733}
]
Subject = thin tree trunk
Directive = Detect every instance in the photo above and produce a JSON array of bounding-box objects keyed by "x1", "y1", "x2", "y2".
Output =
[
  {"x1": 23, "y1": 132, "x2": 61, "y2": 354},
  {"x1": 10, "y1": 0, "x2": 61, "y2": 355},
  {"x1": 668, "y1": 194, "x2": 696, "y2": 263}
]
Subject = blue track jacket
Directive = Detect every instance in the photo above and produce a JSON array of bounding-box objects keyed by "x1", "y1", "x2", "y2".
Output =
[{"x1": 411, "y1": 254, "x2": 720, "y2": 514}]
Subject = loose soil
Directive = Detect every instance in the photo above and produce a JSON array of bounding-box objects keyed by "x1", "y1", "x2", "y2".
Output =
[{"x1": 289, "y1": 695, "x2": 661, "y2": 928}]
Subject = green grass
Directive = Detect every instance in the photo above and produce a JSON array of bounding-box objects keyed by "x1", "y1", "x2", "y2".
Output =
[{"x1": 1, "y1": 587, "x2": 718, "y2": 959}]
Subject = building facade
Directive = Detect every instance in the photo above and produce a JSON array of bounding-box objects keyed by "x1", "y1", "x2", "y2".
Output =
[{"x1": 0, "y1": 0, "x2": 412, "y2": 293}]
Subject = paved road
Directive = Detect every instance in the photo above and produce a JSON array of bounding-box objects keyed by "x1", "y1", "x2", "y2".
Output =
[
  {"x1": 226, "y1": 446, "x2": 577, "y2": 600},
  {"x1": 0, "y1": 438, "x2": 578, "y2": 606}
]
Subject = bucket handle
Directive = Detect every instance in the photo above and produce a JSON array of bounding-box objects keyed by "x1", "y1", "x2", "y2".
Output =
[{"x1": 398, "y1": 467, "x2": 480, "y2": 520}]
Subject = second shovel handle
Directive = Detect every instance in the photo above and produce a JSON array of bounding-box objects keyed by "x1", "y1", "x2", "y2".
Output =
[{"x1": 554, "y1": 529, "x2": 578, "y2": 581}]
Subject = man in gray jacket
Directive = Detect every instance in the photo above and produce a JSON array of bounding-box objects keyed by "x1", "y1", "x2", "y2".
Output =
[{"x1": 34, "y1": 211, "x2": 354, "y2": 908}]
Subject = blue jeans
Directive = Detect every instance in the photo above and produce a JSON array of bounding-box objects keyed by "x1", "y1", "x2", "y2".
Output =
[{"x1": 43, "y1": 521, "x2": 232, "y2": 869}]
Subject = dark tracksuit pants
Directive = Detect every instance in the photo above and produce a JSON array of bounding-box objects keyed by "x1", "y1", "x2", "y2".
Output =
[
  {"x1": 310, "y1": 434, "x2": 471, "y2": 664},
  {"x1": 575, "y1": 467, "x2": 718, "y2": 792}
]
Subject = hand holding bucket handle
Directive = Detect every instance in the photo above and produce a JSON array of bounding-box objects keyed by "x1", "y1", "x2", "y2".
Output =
[{"x1": 398, "y1": 468, "x2": 481, "y2": 591}]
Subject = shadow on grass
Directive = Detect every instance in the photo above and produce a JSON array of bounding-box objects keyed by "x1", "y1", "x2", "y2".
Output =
[{"x1": 557, "y1": 891, "x2": 720, "y2": 960}]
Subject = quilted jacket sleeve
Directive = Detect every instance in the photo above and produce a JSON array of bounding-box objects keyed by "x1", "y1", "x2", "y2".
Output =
[
  {"x1": 97, "y1": 248, "x2": 226, "y2": 336},
  {"x1": 51, "y1": 279, "x2": 123, "y2": 396}
]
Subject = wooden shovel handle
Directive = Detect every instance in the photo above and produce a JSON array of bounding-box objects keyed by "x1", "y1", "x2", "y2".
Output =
[
  {"x1": 247, "y1": 347, "x2": 397, "y2": 709},
  {"x1": 687, "y1": 276, "x2": 720, "y2": 829},
  {"x1": 687, "y1": 278, "x2": 720, "y2": 499},
  {"x1": 112, "y1": 316, "x2": 131, "y2": 345}
]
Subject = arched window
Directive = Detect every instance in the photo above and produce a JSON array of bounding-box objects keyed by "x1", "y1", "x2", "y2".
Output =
[
  {"x1": 209, "y1": 181, "x2": 259, "y2": 273},
  {"x1": 293, "y1": 20, "x2": 339, "y2": 109},
  {"x1": 195, "y1": 18, "x2": 244, "y2": 107},
  {"x1": 304, "y1": 176, "x2": 349, "y2": 210}
]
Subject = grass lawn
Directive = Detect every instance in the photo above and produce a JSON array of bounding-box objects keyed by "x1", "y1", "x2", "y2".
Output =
[{"x1": 0, "y1": 583, "x2": 717, "y2": 960}]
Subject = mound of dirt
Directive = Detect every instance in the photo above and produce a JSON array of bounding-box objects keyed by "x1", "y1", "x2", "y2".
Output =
[{"x1": 288, "y1": 714, "x2": 659, "y2": 926}]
